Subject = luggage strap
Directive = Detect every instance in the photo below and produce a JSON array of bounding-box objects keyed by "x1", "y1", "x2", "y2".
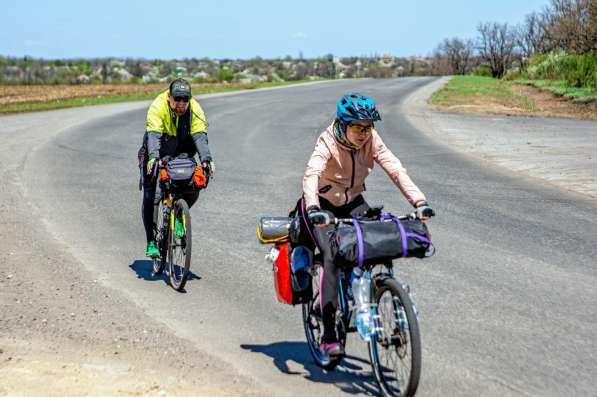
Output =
[{"x1": 257, "y1": 226, "x2": 289, "y2": 244}]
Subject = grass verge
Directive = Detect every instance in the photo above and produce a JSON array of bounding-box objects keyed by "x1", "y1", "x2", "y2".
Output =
[
  {"x1": 512, "y1": 79, "x2": 596, "y2": 101},
  {"x1": 431, "y1": 75, "x2": 539, "y2": 112},
  {"x1": 0, "y1": 80, "x2": 321, "y2": 114}
]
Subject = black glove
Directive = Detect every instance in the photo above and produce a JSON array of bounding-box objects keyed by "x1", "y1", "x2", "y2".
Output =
[
  {"x1": 415, "y1": 202, "x2": 435, "y2": 220},
  {"x1": 202, "y1": 159, "x2": 215, "y2": 178},
  {"x1": 307, "y1": 206, "x2": 333, "y2": 225}
]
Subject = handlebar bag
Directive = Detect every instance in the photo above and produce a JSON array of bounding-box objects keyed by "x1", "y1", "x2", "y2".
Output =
[
  {"x1": 333, "y1": 216, "x2": 432, "y2": 266},
  {"x1": 165, "y1": 157, "x2": 197, "y2": 188}
]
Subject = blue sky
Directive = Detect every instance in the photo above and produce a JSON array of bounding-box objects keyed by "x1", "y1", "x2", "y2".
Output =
[{"x1": 1, "y1": 0, "x2": 550, "y2": 59}]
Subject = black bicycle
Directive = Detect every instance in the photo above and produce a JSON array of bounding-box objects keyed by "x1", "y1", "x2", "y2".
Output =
[
  {"x1": 302, "y1": 212, "x2": 424, "y2": 397},
  {"x1": 151, "y1": 156, "x2": 209, "y2": 291}
]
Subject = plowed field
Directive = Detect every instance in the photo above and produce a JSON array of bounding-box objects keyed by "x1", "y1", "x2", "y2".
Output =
[{"x1": 0, "y1": 84, "x2": 167, "y2": 106}]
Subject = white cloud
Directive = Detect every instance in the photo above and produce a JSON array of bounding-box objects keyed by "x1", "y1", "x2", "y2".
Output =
[{"x1": 291, "y1": 32, "x2": 307, "y2": 40}]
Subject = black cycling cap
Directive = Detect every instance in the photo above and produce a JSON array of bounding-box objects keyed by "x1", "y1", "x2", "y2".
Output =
[{"x1": 169, "y1": 78, "x2": 192, "y2": 97}]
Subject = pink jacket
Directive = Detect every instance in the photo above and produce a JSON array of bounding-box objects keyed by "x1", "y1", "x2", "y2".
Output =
[{"x1": 303, "y1": 123, "x2": 426, "y2": 209}]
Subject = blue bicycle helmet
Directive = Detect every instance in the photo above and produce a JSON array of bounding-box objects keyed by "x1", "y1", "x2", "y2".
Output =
[{"x1": 336, "y1": 93, "x2": 381, "y2": 125}]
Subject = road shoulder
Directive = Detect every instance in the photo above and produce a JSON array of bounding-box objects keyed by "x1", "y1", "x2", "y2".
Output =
[
  {"x1": 0, "y1": 103, "x2": 267, "y2": 397},
  {"x1": 403, "y1": 77, "x2": 597, "y2": 199}
]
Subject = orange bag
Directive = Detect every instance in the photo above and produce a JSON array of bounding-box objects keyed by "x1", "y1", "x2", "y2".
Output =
[
  {"x1": 193, "y1": 166, "x2": 207, "y2": 187},
  {"x1": 160, "y1": 168, "x2": 169, "y2": 181}
]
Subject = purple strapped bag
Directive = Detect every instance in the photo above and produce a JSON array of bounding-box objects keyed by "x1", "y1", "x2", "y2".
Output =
[{"x1": 334, "y1": 213, "x2": 434, "y2": 267}]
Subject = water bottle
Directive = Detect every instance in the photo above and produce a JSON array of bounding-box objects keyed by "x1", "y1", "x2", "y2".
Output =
[{"x1": 351, "y1": 267, "x2": 374, "y2": 341}]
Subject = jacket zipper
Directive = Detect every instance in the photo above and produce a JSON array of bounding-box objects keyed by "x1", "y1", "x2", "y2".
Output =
[{"x1": 345, "y1": 151, "x2": 355, "y2": 204}]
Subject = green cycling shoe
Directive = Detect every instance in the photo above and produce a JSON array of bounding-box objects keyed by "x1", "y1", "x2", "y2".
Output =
[
  {"x1": 175, "y1": 217, "x2": 185, "y2": 238},
  {"x1": 145, "y1": 240, "x2": 160, "y2": 258}
]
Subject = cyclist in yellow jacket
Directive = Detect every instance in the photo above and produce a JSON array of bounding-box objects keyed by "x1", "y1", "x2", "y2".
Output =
[{"x1": 140, "y1": 78, "x2": 214, "y2": 257}]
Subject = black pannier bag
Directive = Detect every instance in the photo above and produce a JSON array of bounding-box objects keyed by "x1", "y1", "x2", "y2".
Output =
[
  {"x1": 165, "y1": 155, "x2": 197, "y2": 189},
  {"x1": 332, "y1": 214, "x2": 433, "y2": 267}
]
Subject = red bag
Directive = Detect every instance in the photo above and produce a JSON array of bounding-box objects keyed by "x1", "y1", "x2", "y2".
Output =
[{"x1": 272, "y1": 243, "x2": 293, "y2": 304}]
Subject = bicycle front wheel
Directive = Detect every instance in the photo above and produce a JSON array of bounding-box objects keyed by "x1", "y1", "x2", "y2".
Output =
[
  {"x1": 152, "y1": 200, "x2": 169, "y2": 275},
  {"x1": 368, "y1": 278, "x2": 421, "y2": 397},
  {"x1": 168, "y1": 199, "x2": 192, "y2": 291}
]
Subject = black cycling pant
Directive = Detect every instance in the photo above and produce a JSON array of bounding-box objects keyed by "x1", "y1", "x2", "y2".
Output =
[
  {"x1": 293, "y1": 195, "x2": 370, "y2": 338},
  {"x1": 141, "y1": 166, "x2": 199, "y2": 244}
]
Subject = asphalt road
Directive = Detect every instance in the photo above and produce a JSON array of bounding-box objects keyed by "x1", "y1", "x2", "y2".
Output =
[{"x1": 7, "y1": 77, "x2": 597, "y2": 396}]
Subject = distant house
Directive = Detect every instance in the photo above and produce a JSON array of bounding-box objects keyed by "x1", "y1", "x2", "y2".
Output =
[{"x1": 114, "y1": 68, "x2": 133, "y2": 81}]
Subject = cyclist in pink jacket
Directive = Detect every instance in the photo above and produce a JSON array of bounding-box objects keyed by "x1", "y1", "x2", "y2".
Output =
[{"x1": 293, "y1": 93, "x2": 434, "y2": 357}]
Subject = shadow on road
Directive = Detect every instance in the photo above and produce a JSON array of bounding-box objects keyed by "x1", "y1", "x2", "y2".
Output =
[
  {"x1": 129, "y1": 260, "x2": 201, "y2": 287},
  {"x1": 240, "y1": 341, "x2": 379, "y2": 395}
]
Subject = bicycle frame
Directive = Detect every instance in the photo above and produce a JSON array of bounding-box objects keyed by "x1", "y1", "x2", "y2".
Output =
[{"x1": 335, "y1": 261, "x2": 396, "y2": 340}]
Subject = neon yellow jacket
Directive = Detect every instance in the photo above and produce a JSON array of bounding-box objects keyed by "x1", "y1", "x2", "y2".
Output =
[
  {"x1": 146, "y1": 90, "x2": 207, "y2": 136},
  {"x1": 144, "y1": 90, "x2": 212, "y2": 161}
]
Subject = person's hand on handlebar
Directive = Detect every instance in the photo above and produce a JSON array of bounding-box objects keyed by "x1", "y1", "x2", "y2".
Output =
[
  {"x1": 146, "y1": 157, "x2": 158, "y2": 175},
  {"x1": 307, "y1": 206, "x2": 333, "y2": 225},
  {"x1": 202, "y1": 160, "x2": 215, "y2": 178},
  {"x1": 415, "y1": 201, "x2": 435, "y2": 221}
]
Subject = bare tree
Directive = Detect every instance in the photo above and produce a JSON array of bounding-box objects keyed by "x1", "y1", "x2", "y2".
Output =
[
  {"x1": 516, "y1": 12, "x2": 550, "y2": 65},
  {"x1": 541, "y1": 0, "x2": 597, "y2": 54},
  {"x1": 100, "y1": 60, "x2": 109, "y2": 84},
  {"x1": 477, "y1": 22, "x2": 517, "y2": 78},
  {"x1": 439, "y1": 37, "x2": 475, "y2": 74},
  {"x1": 430, "y1": 49, "x2": 451, "y2": 75}
]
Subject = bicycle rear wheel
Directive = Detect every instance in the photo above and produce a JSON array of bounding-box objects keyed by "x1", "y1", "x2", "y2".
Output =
[
  {"x1": 302, "y1": 264, "x2": 343, "y2": 370},
  {"x1": 368, "y1": 278, "x2": 421, "y2": 397},
  {"x1": 152, "y1": 200, "x2": 169, "y2": 275},
  {"x1": 168, "y1": 199, "x2": 192, "y2": 291}
]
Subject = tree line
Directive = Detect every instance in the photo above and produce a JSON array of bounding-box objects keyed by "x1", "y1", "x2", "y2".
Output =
[
  {"x1": 0, "y1": 55, "x2": 433, "y2": 85},
  {"x1": 431, "y1": 0, "x2": 596, "y2": 87}
]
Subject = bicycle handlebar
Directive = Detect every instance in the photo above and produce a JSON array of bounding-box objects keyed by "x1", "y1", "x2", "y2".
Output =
[
  {"x1": 150, "y1": 156, "x2": 211, "y2": 184},
  {"x1": 331, "y1": 212, "x2": 416, "y2": 225},
  {"x1": 312, "y1": 211, "x2": 418, "y2": 227}
]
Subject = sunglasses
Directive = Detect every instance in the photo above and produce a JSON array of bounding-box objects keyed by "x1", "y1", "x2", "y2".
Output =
[
  {"x1": 348, "y1": 123, "x2": 374, "y2": 134},
  {"x1": 173, "y1": 96, "x2": 190, "y2": 103}
]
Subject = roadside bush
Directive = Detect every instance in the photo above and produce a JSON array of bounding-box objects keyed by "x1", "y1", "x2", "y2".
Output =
[
  {"x1": 559, "y1": 53, "x2": 597, "y2": 89},
  {"x1": 527, "y1": 53, "x2": 549, "y2": 69},
  {"x1": 217, "y1": 67, "x2": 234, "y2": 83},
  {"x1": 474, "y1": 65, "x2": 493, "y2": 77},
  {"x1": 528, "y1": 51, "x2": 597, "y2": 89},
  {"x1": 503, "y1": 69, "x2": 529, "y2": 81},
  {"x1": 528, "y1": 51, "x2": 566, "y2": 80}
]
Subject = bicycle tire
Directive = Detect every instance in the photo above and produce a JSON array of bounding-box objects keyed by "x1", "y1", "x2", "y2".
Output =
[
  {"x1": 302, "y1": 265, "x2": 343, "y2": 370},
  {"x1": 368, "y1": 277, "x2": 421, "y2": 397},
  {"x1": 168, "y1": 199, "x2": 192, "y2": 291},
  {"x1": 152, "y1": 200, "x2": 169, "y2": 275}
]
